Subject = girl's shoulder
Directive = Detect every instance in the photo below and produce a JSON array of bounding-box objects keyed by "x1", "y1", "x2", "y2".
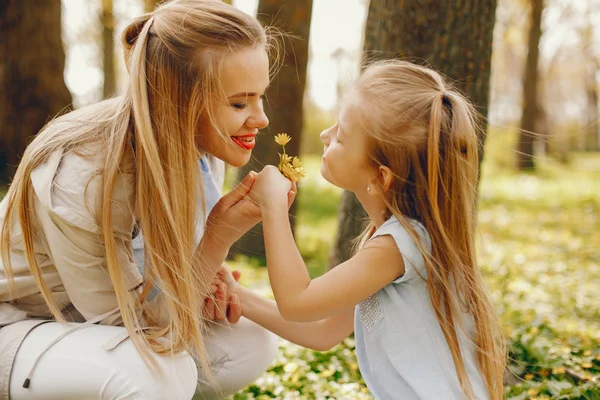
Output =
[{"x1": 369, "y1": 215, "x2": 431, "y2": 284}]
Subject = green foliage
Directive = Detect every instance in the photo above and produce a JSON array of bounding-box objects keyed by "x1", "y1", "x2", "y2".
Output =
[
  {"x1": 300, "y1": 102, "x2": 336, "y2": 156},
  {"x1": 232, "y1": 131, "x2": 600, "y2": 398}
]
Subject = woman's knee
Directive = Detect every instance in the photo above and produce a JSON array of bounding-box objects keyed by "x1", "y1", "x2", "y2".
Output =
[
  {"x1": 109, "y1": 350, "x2": 198, "y2": 400},
  {"x1": 196, "y1": 318, "x2": 279, "y2": 398}
]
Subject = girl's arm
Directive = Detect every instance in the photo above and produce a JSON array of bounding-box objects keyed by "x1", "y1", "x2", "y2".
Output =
[
  {"x1": 236, "y1": 284, "x2": 355, "y2": 351},
  {"x1": 251, "y1": 166, "x2": 405, "y2": 323},
  {"x1": 262, "y1": 202, "x2": 405, "y2": 322}
]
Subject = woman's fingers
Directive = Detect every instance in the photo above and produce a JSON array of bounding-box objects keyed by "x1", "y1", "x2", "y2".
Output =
[
  {"x1": 218, "y1": 171, "x2": 256, "y2": 210},
  {"x1": 214, "y1": 283, "x2": 227, "y2": 320},
  {"x1": 232, "y1": 270, "x2": 241, "y2": 282},
  {"x1": 227, "y1": 294, "x2": 242, "y2": 324},
  {"x1": 287, "y1": 190, "x2": 296, "y2": 208},
  {"x1": 203, "y1": 297, "x2": 215, "y2": 320}
]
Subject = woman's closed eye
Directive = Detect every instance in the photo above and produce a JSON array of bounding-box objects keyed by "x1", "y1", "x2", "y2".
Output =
[{"x1": 231, "y1": 95, "x2": 266, "y2": 110}]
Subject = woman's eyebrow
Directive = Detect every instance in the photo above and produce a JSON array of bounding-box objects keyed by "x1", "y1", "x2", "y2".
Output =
[
  {"x1": 227, "y1": 84, "x2": 270, "y2": 99},
  {"x1": 228, "y1": 92, "x2": 257, "y2": 98}
]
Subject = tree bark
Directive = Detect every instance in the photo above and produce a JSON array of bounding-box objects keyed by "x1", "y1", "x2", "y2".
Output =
[
  {"x1": 329, "y1": 0, "x2": 498, "y2": 269},
  {"x1": 0, "y1": 0, "x2": 72, "y2": 184},
  {"x1": 517, "y1": 0, "x2": 544, "y2": 170},
  {"x1": 102, "y1": 0, "x2": 116, "y2": 98},
  {"x1": 144, "y1": 0, "x2": 160, "y2": 13},
  {"x1": 231, "y1": 0, "x2": 313, "y2": 259},
  {"x1": 585, "y1": 64, "x2": 599, "y2": 151}
]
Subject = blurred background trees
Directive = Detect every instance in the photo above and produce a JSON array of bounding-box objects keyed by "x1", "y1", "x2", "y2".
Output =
[
  {"x1": 0, "y1": 0, "x2": 72, "y2": 184},
  {"x1": 1, "y1": 0, "x2": 599, "y2": 397},
  {"x1": 232, "y1": 0, "x2": 314, "y2": 259},
  {"x1": 330, "y1": 0, "x2": 497, "y2": 268}
]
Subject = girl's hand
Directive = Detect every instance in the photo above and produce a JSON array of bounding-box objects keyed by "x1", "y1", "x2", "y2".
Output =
[
  {"x1": 249, "y1": 165, "x2": 293, "y2": 209},
  {"x1": 204, "y1": 172, "x2": 261, "y2": 248}
]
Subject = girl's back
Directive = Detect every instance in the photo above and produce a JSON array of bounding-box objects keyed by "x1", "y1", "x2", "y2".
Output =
[{"x1": 354, "y1": 215, "x2": 488, "y2": 399}]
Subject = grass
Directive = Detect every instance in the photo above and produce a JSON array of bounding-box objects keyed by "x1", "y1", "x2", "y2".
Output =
[{"x1": 231, "y1": 130, "x2": 600, "y2": 399}]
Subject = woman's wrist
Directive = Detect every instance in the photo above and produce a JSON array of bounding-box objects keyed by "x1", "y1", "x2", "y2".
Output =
[{"x1": 197, "y1": 232, "x2": 230, "y2": 267}]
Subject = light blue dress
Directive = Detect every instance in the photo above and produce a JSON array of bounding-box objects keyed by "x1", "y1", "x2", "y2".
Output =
[{"x1": 354, "y1": 216, "x2": 489, "y2": 400}]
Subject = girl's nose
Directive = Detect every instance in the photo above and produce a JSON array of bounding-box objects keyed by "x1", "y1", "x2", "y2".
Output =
[{"x1": 320, "y1": 126, "x2": 332, "y2": 145}]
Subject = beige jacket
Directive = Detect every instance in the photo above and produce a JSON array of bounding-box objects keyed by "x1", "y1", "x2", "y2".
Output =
[
  {"x1": 0, "y1": 145, "x2": 224, "y2": 398},
  {"x1": 0, "y1": 146, "x2": 142, "y2": 328}
]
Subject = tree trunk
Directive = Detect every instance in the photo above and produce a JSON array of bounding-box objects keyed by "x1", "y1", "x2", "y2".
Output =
[
  {"x1": 144, "y1": 0, "x2": 160, "y2": 13},
  {"x1": 517, "y1": 0, "x2": 543, "y2": 170},
  {"x1": 585, "y1": 66, "x2": 599, "y2": 151},
  {"x1": 0, "y1": 0, "x2": 72, "y2": 185},
  {"x1": 329, "y1": 0, "x2": 497, "y2": 269},
  {"x1": 231, "y1": 0, "x2": 313, "y2": 259},
  {"x1": 102, "y1": 0, "x2": 116, "y2": 98}
]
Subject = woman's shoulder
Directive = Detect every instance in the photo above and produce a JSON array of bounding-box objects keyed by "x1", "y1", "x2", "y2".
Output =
[{"x1": 31, "y1": 141, "x2": 135, "y2": 235}]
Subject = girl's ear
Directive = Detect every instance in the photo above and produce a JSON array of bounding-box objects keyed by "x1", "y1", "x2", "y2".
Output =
[{"x1": 378, "y1": 165, "x2": 394, "y2": 191}]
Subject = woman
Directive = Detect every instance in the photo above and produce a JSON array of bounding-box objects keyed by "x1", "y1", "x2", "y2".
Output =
[{"x1": 0, "y1": 1, "x2": 285, "y2": 398}]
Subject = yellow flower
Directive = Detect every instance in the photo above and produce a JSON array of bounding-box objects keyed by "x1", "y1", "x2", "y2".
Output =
[
  {"x1": 274, "y1": 133, "x2": 291, "y2": 146},
  {"x1": 552, "y1": 367, "x2": 565, "y2": 375},
  {"x1": 292, "y1": 156, "x2": 303, "y2": 169},
  {"x1": 582, "y1": 362, "x2": 593, "y2": 369},
  {"x1": 524, "y1": 373, "x2": 535, "y2": 380},
  {"x1": 527, "y1": 388, "x2": 540, "y2": 396},
  {"x1": 275, "y1": 134, "x2": 304, "y2": 183}
]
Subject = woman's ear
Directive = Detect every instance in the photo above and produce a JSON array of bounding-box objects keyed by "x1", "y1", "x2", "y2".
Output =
[{"x1": 378, "y1": 165, "x2": 394, "y2": 191}]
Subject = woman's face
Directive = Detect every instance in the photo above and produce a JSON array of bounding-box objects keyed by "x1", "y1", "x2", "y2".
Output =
[{"x1": 197, "y1": 46, "x2": 270, "y2": 167}]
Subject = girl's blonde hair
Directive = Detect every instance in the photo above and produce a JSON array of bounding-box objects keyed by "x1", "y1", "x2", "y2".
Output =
[
  {"x1": 356, "y1": 60, "x2": 506, "y2": 399},
  {"x1": 1, "y1": 0, "x2": 275, "y2": 376}
]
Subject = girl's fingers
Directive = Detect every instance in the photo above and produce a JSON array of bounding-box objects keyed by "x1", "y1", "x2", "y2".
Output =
[{"x1": 227, "y1": 294, "x2": 242, "y2": 324}]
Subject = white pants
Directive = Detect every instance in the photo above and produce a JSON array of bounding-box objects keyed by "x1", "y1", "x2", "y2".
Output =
[{"x1": 8, "y1": 318, "x2": 278, "y2": 400}]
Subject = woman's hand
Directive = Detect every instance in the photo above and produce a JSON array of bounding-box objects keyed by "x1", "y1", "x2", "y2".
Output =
[
  {"x1": 204, "y1": 171, "x2": 262, "y2": 249},
  {"x1": 249, "y1": 165, "x2": 295, "y2": 210},
  {"x1": 203, "y1": 264, "x2": 242, "y2": 323}
]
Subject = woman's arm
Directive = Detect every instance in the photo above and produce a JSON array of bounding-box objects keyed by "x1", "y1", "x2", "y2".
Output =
[
  {"x1": 236, "y1": 284, "x2": 354, "y2": 351},
  {"x1": 195, "y1": 172, "x2": 261, "y2": 281}
]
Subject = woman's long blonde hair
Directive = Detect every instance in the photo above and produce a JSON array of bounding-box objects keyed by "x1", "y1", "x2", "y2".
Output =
[
  {"x1": 356, "y1": 60, "x2": 506, "y2": 399},
  {"x1": 1, "y1": 0, "x2": 274, "y2": 374}
]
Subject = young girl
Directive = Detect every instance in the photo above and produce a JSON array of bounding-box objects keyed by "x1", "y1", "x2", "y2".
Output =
[
  {"x1": 0, "y1": 1, "x2": 285, "y2": 398},
  {"x1": 236, "y1": 60, "x2": 506, "y2": 399}
]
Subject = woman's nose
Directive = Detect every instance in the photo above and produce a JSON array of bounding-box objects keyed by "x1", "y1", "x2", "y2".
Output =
[{"x1": 247, "y1": 108, "x2": 269, "y2": 130}]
